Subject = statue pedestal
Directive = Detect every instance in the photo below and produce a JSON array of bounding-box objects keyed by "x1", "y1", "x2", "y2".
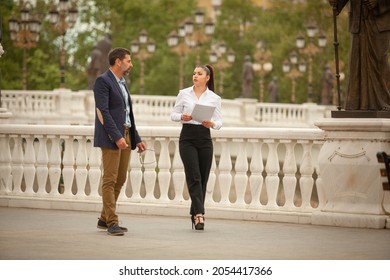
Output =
[
  {"x1": 313, "y1": 118, "x2": 390, "y2": 228},
  {"x1": 331, "y1": 110, "x2": 390, "y2": 118}
]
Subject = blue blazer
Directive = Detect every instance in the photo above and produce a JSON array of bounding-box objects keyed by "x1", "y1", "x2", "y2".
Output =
[{"x1": 93, "y1": 70, "x2": 141, "y2": 150}]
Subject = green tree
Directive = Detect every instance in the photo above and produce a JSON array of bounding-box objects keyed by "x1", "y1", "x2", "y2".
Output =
[{"x1": 1, "y1": 0, "x2": 350, "y2": 104}]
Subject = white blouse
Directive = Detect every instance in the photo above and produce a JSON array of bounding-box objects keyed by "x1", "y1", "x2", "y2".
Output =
[{"x1": 171, "y1": 86, "x2": 222, "y2": 130}]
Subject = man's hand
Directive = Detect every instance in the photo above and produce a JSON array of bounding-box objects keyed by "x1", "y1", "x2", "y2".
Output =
[
  {"x1": 136, "y1": 141, "x2": 147, "y2": 153},
  {"x1": 115, "y1": 137, "x2": 129, "y2": 150}
]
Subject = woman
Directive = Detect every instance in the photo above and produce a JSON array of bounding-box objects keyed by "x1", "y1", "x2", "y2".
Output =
[{"x1": 171, "y1": 65, "x2": 222, "y2": 230}]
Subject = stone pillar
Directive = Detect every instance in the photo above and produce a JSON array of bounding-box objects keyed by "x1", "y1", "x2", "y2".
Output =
[
  {"x1": 302, "y1": 102, "x2": 327, "y2": 127},
  {"x1": 235, "y1": 97, "x2": 257, "y2": 125},
  {"x1": 313, "y1": 118, "x2": 390, "y2": 229},
  {"x1": 0, "y1": 108, "x2": 12, "y2": 123},
  {"x1": 55, "y1": 88, "x2": 72, "y2": 116}
]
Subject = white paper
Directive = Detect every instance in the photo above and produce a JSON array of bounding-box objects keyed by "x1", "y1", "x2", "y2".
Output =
[{"x1": 191, "y1": 103, "x2": 216, "y2": 122}]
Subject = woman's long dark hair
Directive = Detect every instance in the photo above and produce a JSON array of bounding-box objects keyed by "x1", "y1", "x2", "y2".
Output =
[
  {"x1": 197, "y1": 64, "x2": 215, "y2": 92},
  {"x1": 205, "y1": 64, "x2": 215, "y2": 92}
]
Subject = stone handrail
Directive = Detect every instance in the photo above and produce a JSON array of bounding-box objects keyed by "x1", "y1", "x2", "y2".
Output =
[
  {"x1": 0, "y1": 124, "x2": 325, "y2": 224},
  {"x1": 1, "y1": 89, "x2": 334, "y2": 127}
]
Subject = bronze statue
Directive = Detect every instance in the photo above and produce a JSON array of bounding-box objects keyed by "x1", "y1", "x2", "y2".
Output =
[
  {"x1": 320, "y1": 64, "x2": 334, "y2": 105},
  {"x1": 329, "y1": 0, "x2": 390, "y2": 111},
  {"x1": 241, "y1": 55, "x2": 254, "y2": 98},
  {"x1": 268, "y1": 76, "x2": 279, "y2": 103},
  {"x1": 86, "y1": 34, "x2": 112, "y2": 89},
  {"x1": 86, "y1": 46, "x2": 102, "y2": 90}
]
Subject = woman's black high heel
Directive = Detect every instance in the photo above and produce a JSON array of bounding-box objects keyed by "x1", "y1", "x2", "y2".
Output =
[
  {"x1": 191, "y1": 214, "x2": 204, "y2": 230},
  {"x1": 191, "y1": 215, "x2": 195, "y2": 229}
]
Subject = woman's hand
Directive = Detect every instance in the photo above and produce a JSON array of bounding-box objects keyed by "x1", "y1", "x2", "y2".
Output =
[
  {"x1": 202, "y1": 120, "x2": 214, "y2": 129},
  {"x1": 181, "y1": 113, "x2": 192, "y2": 122}
]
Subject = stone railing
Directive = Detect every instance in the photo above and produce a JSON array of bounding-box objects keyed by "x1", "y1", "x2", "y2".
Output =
[
  {"x1": 0, "y1": 124, "x2": 325, "y2": 224},
  {"x1": 1, "y1": 89, "x2": 334, "y2": 127}
]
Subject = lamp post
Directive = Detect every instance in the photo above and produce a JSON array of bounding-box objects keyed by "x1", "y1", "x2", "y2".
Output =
[
  {"x1": 0, "y1": 15, "x2": 4, "y2": 108},
  {"x1": 252, "y1": 41, "x2": 273, "y2": 102},
  {"x1": 209, "y1": 41, "x2": 235, "y2": 95},
  {"x1": 8, "y1": 1, "x2": 41, "y2": 90},
  {"x1": 168, "y1": 10, "x2": 214, "y2": 89},
  {"x1": 167, "y1": 25, "x2": 192, "y2": 90},
  {"x1": 49, "y1": 0, "x2": 78, "y2": 89},
  {"x1": 131, "y1": 30, "x2": 156, "y2": 95},
  {"x1": 296, "y1": 22, "x2": 327, "y2": 103},
  {"x1": 282, "y1": 50, "x2": 306, "y2": 103},
  {"x1": 183, "y1": 9, "x2": 215, "y2": 65}
]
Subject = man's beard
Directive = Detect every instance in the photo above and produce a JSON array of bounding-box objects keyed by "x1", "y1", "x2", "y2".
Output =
[{"x1": 123, "y1": 69, "x2": 130, "y2": 76}]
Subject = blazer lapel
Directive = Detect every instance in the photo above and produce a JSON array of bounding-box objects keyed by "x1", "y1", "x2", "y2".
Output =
[{"x1": 107, "y1": 70, "x2": 127, "y2": 104}]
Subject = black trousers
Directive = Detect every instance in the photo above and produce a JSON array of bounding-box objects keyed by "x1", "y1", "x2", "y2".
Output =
[{"x1": 179, "y1": 124, "x2": 213, "y2": 216}]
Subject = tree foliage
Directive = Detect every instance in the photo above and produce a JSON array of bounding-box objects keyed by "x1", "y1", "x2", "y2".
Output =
[{"x1": 0, "y1": 0, "x2": 350, "y2": 104}]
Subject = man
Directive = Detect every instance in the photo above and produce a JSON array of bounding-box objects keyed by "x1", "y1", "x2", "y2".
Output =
[
  {"x1": 329, "y1": 0, "x2": 390, "y2": 110},
  {"x1": 268, "y1": 76, "x2": 279, "y2": 103},
  {"x1": 93, "y1": 47, "x2": 146, "y2": 236},
  {"x1": 241, "y1": 55, "x2": 254, "y2": 98},
  {"x1": 320, "y1": 64, "x2": 333, "y2": 105}
]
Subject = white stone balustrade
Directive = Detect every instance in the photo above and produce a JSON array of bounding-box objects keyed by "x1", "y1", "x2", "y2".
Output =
[
  {"x1": 2, "y1": 89, "x2": 333, "y2": 127},
  {"x1": 0, "y1": 124, "x2": 325, "y2": 224}
]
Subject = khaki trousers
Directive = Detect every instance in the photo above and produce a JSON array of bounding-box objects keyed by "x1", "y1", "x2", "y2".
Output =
[{"x1": 100, "y1": 129, "x2": 131, "y2": 227}]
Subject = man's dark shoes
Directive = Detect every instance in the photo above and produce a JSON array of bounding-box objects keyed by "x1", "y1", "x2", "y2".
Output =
[
  {"x1": 97, "y1": 218, "x2": 128, "y2": 232},
  {"x1": 107, "y1": 223, "x2": 125, "y2": 236}
]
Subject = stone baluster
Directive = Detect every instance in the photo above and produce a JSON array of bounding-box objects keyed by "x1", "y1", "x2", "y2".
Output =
[
  {"x1": 143, "y1": 139, "x2": 157, "y2": 202},
  {"x1": 87, "y1": 143, "x2": 101, "y2": 199},
  {"x1": 62, "y1": 136, "x2": 75, "y2": 197},
  {"x1": 36, "y1": 135, "x2": 49, "y2": 196},
  {"x1": 11, "y1": 135, "x2": 24, "y2": 195},
  {"x1": 264, "y1": 139, "x2": 280, "y2": 209},
  {"x1": 171, "y1": 139, "x2": 186, "y2": 203},
  {"x1": 48, "y1": 136, "x2": 62, "y2": 195},
  {"x1": 205, "y1": 148, "x2": 217, "y2": 205},
  {"x1": 233, "y1": 138, "x2": 249, "y2": 207},
  {"x1": 23, "y1": 135, "x2": 36, "y2": 195},
  {"x1": 157, "y1": 137, "x2": 171, "y2": 202},
  {"x1": 248, "y1": 139, "x2": 264, "y2": 208},
  {"x1": 298, "y1": 140, "x2": 314, "y2": 211},
  {"x1": 75, "y1": 136, "x2": 88, "y2": 197},
  {"x1": 129, "y1": 144, "x2": 143, "y2": 202},
  {"x1": 0, "y1": 134, "x2": 12, "y2": 194},
  {"x1": 313, "y1": 140, "x2": 325, "y2": 209},
  {"x1": 28, "y1": 93, "x2": 35, "y2": 114},
  {"x1": 281, "y1": 140, "x2": 297, "y2": 210},
  {"x1": 217, "y1": 138, "x2": 232, "y2": 205},
  {"x1": 21, "y1": 92, "x2": 28, "y2": 115}
]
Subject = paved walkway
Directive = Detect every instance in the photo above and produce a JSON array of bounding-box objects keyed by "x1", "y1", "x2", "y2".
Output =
[{"x1": 0, "y1": 206, "x2": 389, "y2": 260}]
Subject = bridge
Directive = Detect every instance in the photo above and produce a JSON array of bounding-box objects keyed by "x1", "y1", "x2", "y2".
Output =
[{"x1": 0, "y1": 90, "x2": 389, "y2": 242}]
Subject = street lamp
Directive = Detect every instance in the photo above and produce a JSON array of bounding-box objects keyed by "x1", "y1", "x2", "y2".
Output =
[
  {"x1": 8, "y1": 1, "x2": 41, "y2": 90},
  {"x1": 296, "y1": 22, "x2": 326, "y2": 103},
  {"x1": 183, "y1": 9, "x2": 215, "y2": 65},
  {"x1": 209, "y1": 41, "x2": 235, "y2": 95},
  {"x1": 49, "y1": 0, "x2": 78, "y2": 88},
  {"x1": 130, "y1": 30, "x2": 156, "y2": 95},
  {"x1": 167, "y1": 26, "x2": 191, "y2": 90},
  {"x1": 0, "y1": 15, "x2": 4, "y2": 108},
  {"x1": 252, "y1": 41, "x2": 273, "y2": 102},
  {"x1": 168, "y1": 10, "x2": 214, "y2": 89},
  {"x1": 282, "y1": 51, "x2": 306, "y2": 103}
]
